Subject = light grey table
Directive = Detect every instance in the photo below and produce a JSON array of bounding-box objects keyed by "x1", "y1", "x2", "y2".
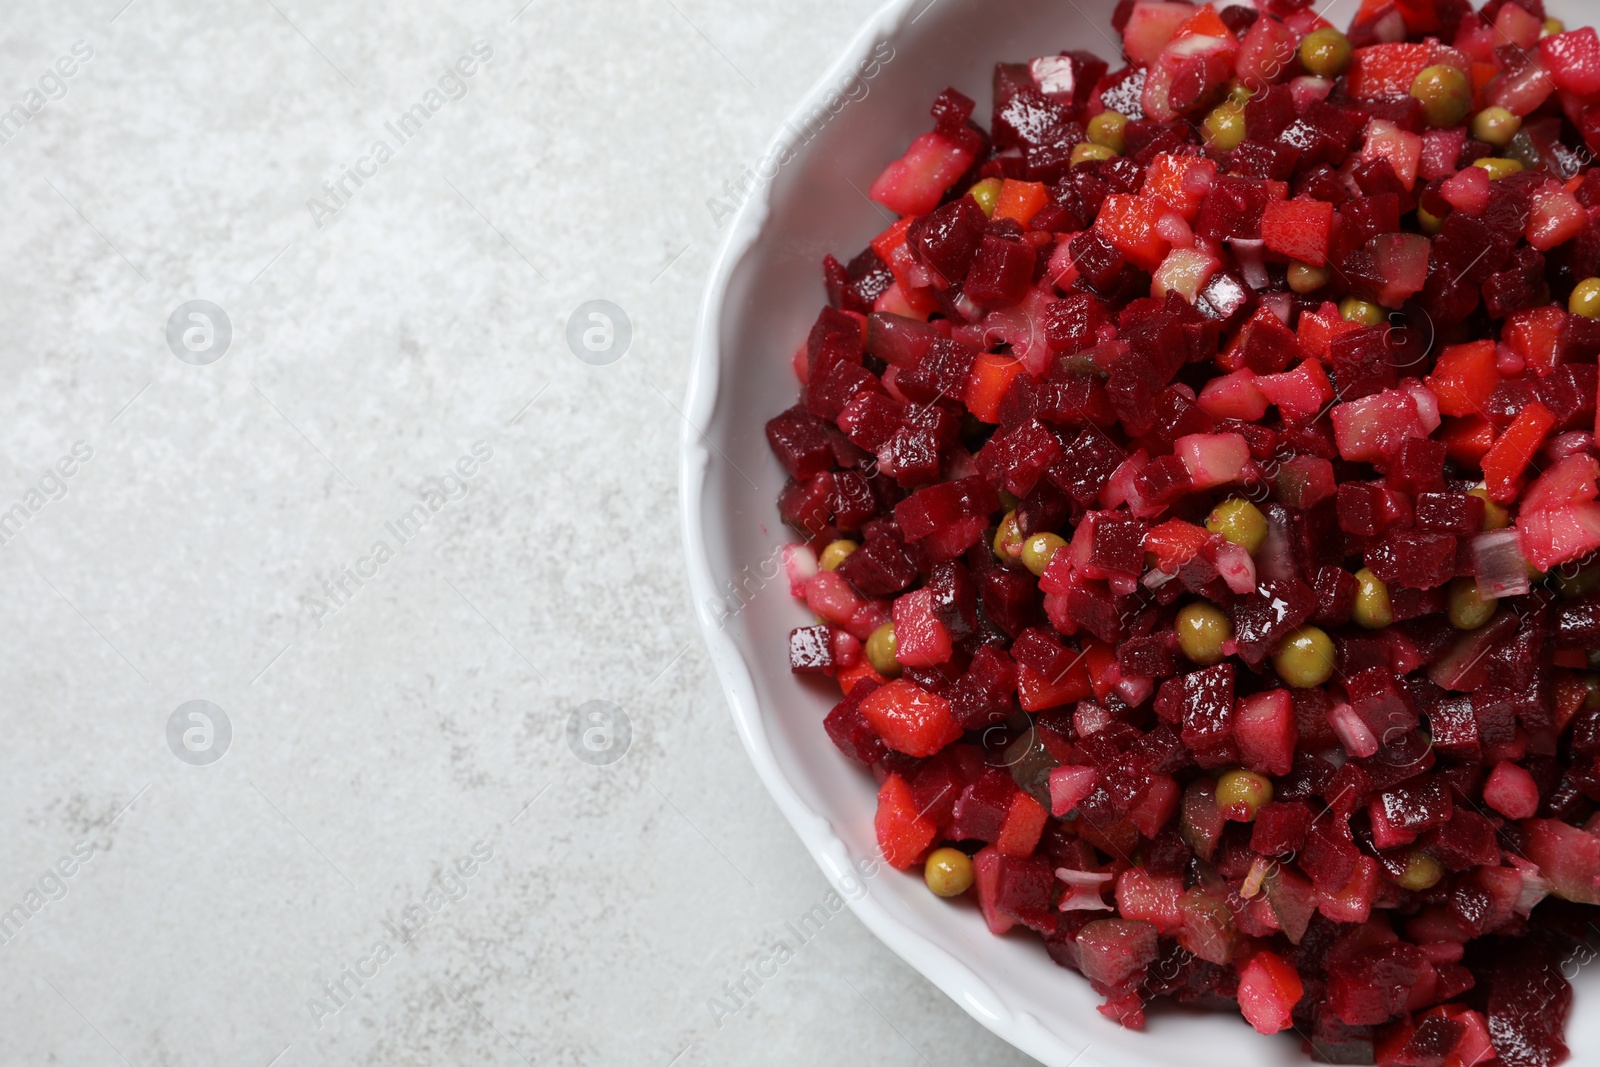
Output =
[{"x1": 0, "y1": 1, "x2": 1040, "y2": 1063}]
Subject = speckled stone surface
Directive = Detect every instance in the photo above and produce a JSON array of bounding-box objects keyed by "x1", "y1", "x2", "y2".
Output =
[{"x1": 0, "y1": 1, "x2": 1039, "y2": 1064}]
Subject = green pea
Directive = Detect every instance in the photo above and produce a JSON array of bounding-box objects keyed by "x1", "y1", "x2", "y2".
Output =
[
  {"x1": 1217, "y1": 769, "x2": 1273, "y2": 822},
  {"x1": 924, "y1": 847, "x2": 975, "y2": 897},
  {"x1": 1411, "y1": 65, "x2": 1472, "y2": 128},
  {"x1": 1272, "y1": 626, "x2": 1336, "y2": 688},
  {"x1": 1206, "y1": 498, "x2": 1268, "y2": 555},
  {"x1": 1352, "y1": 568, "x2": 1394, "y2": 629},
  {"x1": 1299, "y1": 27, "x2": 1353, "y2": 79},
  {"x1": 1176, "y1": 602, "x2": 1233, "y2": 666},
  {"x1": 866, "y1": 623, "x2": 900, "y2": 677}
]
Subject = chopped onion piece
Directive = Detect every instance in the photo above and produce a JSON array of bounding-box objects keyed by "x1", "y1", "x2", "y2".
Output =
[
  {"x1": 1474, "y1": 529, "x2": 1531, "y2": 600},
  {"x1": 1329, "y1": 702, "x2": 1380, "y2": 759}
]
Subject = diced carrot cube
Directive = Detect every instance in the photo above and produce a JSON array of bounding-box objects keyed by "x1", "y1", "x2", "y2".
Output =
[
  {"x1": 993, "y1": 179, "x2": 1049, "y2": 224},
  {"x1": 1426, "y1": 340, "x2": 1499, "y2": 417},
  {"x1": 1482, "y1": 401, "x2": 1557, "y2": 502},
  {"x1": 874, "y1": 773, "x2": 937, "y2": 870},
  {"x1": 964, "y1": 351, "x2": 1025, "y2": 423}
]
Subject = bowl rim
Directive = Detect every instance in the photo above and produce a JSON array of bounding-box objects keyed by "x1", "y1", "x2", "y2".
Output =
[{"x1": 678, "y1": 2, "x2": 1097, "y2": 1063}]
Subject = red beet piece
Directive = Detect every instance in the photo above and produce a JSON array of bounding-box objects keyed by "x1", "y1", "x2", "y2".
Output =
[
  {"x1": 953, "y1": 767, "x2": 1021, "y2": 843},
  {"x1": 1196, "y1": 174, "x2": 1273, "y2": 242},
  {"x1": 1230, "y1": 578, "x2": 1315, "y2": 665},
  {"x1": 1365, "y1": 530, "x2": 1457, "y2": 590},
  {"x1": 1327, "y1": 942, "x2": 1428, "y2": 1027},
  {"x1": 766, "y1": 405, "x2": 837, "y2": 481},
  {"x1": 1377, "y1": 776, "x2": 1453, "y2": 833},
  {"x1": 1388, "y1": 435, "x2": 1446, "y2": 493},
  {"x1": 897, "y1": 337, "x2": 978, "y2": 404},
  {"x1": 779, "y1": 473, "x2": 833, "y2": 536},
  {"x1": 1419, "y1": 808, "x2": 1500, "y2": 871},
  {"x1": 1309, "y1": 566, "x2": 1357, "y2": 626},
  {"x1": 981, "y1": 566, "x2": 1039, "y2": 638},
  {"x1": 823, "y1": 680, "x2": 885, "y2": 765},
  {"x1": 975, "y1": 418, "x2": 1062, "y2": 498},
  {"x1": 1328, "y1": 325, "x2": 1398, "y2": 401},
  {"x1": 1487, "y1": 942, "x2": 1571, "y2": 1067},
  {"x1": 1347, "y1": 666, "x2": 1420, "y2": 738},
  {"x1": 1413, "y1": 491, "x2": 1484, "y2": 535},
  {"x1": 1045, "y1": 292, "x2": 1110, "y2": 354},
  {"x1": 995, "y1": 854, "x2": 1057, "y2": 931},
  {"x1": 1251, "y1": 800, "x2": 1311, "y2": 857},
  {"x1": 837, "y1": 534, "x2": 919, "y2": 598},
  {"x1": 907, "y1": 197, "x2": 988, "y2": 285},
  {"x1": 1337, "y1": 481, "x2": 1408, "y2": 537},
  {"x1": 1162, "y1": 664, "x2": 1235, "y2": 754},
  {"x1": 829, "y1": 469, "x2": 877, "y2": 531},
  {"x1": 1118, "y1": 632, "x2": 1176, "y2": 679},
  {"x1": 966, "y1": 231, "x2": 1037, "y2": 308},
  {"x1": 789, "y1": 625, "x2": 834, "y2": 674},
  {"x1": 1301, "y1": 813, "x2": 1360, "y2": 892},
  {"x1": 836, "y1": 391, "x2": 904, "y2": 452},
  {"x1": 945, "y1": 646, "x2": 1017, "y2": 730}
]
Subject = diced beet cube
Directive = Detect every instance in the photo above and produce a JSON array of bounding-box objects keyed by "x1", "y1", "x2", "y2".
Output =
[
  {"x1": 1377, "y1": 777, "x2": 1453, "y2": 833},
  {"x1": 1328, "y1": 325, "x2": 1398, "y2": 402},
  {"x1": 1428, "y1": 693, "x2": 1480, "y2": 756},
  {"x1": 829, "y1": 469, "x2": 877, "y2": 531},
  {"x1": 907, "y1": 196, "x2": 988, "y2": 283},
  {"x1": 946, "y1": 646, "x2": 1018, "y2": 731},
  {"x1": 1486, "y1": 943, "x2": 1572, "y2": 1067},
  {"x1": 808, "y1": 357, "x2": 879, "y2": 422},
  {"x1": 953, "y1": 767, "x2": 1019, "y2": 843},
  {"x1": 897, "y1": 337, "x2": 978, "y2": 404},
  {"x1": 1327, "y1": 942, "x2": 1429, "y2": 1027},
  {"x1": 788, "y1": 625, "x2": 834, "y2": 673},
  {"x1": 836, "y1": 391, "x2": 904, "y2": 452},
  {"x1": 1045, "y1": 293, "x2": 1109, "y2": 354},
  {"x1": 982, "y1": 567, "x2": 1039, "y2": 638},
  {"x1": 1347, "y1": 666, "x2": 1420, "y2": 738},
  {"x1": 1309, "y1": 566, "x2": 1357, "y2": 627},
  {"x1": 975, "y1": 418, "x2": 1062, "y2": 498},
  {"x1": 778, "y1": 473, "x2": 833, "y2": 536},
  {"x1": 1230, "y1": 578, "x2": 1314, "y2": 666},
  {"x1": 966, "y1": 232, "x2": 1037, "y2": 308},
  {"x1": 1250, "y1": 801, "x2": 1310, "y2": 857},
  {"x1": 1118, "y1": 632, "x2": 1175, "y2": 679},
  {"x1": 1063, "y1": 582, "x2": 1126, "y2": 644},
  {"x1": 1017, "y1": 630, "x2": 1081, "y2": 681},
  {"x1": 1077, "y1": 917, "x2": 1159, "y2": 990},
  {"x1": 1336, "y1": 481, "x2": 1405, "y2": 537},
  {"x1": 1090, "y1": 515, "x2": 1146, "y2": 581},
  {"x1": 925, "y1": 560, "x2": 977, "y2": 638},
  {"x1": 1196, "y1": 174, "x2": 1272, "y2": 242},
  {"x1": 1388, "y1": 435, "x2": 1446, "y2": 493},
  {"x1": 766, "y1": 405, "x2": 836, "y2": 480},
  {"x1": 836, "y1": 534, "x2": 919, "y2": 598},
  {"x1": 1413, "y1": 491, "x2": 1484, "y2": 535},
  {"x1": 1160, "y1": 664, "x2": 1234, "y2": 752},
  {"x1": 1419, "y1": 808, "x2": 1499, "y2": 871},
  {"x1": 1301, "y1": 812, "x2": 1360, "y2": 892},
  {"x1": 1133, "y1": 454, "x2": 1191, "y2": 509},
  {"x1": 1365, "y1": 530, "x2": 1457, "y2": 590},
  {"x1": 1276, "y1": 455, "x2": 1337, "y2": 510},
  {"x1": 824, "y1": 676, "x2": 884, "y2": 764},
  {"x1": 995, "y1": 854, "x2": 1057, "y2": 931}
]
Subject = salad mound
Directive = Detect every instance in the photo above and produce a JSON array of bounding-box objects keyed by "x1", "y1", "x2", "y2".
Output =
[{"x1": 769, "y1": 0, "x2": 1600, "y2": 1064}]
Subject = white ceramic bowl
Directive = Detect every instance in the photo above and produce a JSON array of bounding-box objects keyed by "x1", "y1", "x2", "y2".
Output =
[{"x1": 681, "y1": 2, "x2": 1594, "y2": 1064}]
